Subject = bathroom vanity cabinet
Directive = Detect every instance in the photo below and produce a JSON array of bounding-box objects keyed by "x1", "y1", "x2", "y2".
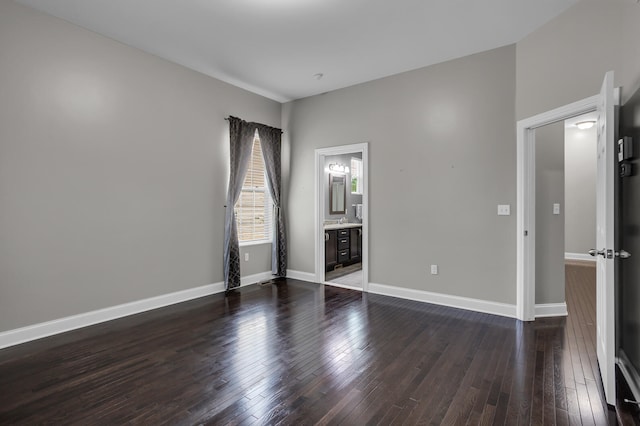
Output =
[
  {"x1": 325, "y1": 230, "x2": 338, "y2": 271},
  {"x1": 350, "y1": 227, "x2": 361, "y2": 263},
  {"x1": 324, "y1": 225, "x2": 362, "y2": 272}
]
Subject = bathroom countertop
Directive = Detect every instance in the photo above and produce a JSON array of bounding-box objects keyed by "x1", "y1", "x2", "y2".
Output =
[{"x1": 323, "y1": 223, "x2": 362, "y2": 230}]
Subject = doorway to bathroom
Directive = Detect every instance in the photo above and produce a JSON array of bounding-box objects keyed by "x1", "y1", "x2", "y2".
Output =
[{"x1": 314, "y1": 143, "x2": 369, "y2": 291}]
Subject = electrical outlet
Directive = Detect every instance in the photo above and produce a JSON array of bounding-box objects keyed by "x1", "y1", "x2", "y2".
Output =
[
  {"x1": 430, "y1": 265, "x2": 438, "y2": 275},
  {"x1": 497, "y1": 204, "x2": 510, "y2": 216},
  {"x1": 244, "y1": 253, "x2": 249, "y2": 262}
]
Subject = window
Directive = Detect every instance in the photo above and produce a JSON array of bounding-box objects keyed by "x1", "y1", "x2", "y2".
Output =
[
  {"x1": 235, "y1": 132, "x2": 273, "y2": 244},
  {"x1": 350, "y1": 157, "x2": 363, "y2": 194}
]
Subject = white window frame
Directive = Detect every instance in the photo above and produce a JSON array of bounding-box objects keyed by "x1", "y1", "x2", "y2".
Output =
[
  {"x1": 235, "y1": 134, "x2": 273, "y2": 246},
  {"x1": 350, "y1": 157, "x2": 363, "y2": 195}
]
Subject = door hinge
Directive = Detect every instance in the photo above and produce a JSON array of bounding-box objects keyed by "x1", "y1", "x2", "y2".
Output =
[{"x1": 524, "y1": 230, "x2": 528, "y2": 236}]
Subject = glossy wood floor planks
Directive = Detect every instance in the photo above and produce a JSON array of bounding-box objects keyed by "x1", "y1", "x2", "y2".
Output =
[{"x1": 0, "y1": 264, "x2": 615, "y2": 424}]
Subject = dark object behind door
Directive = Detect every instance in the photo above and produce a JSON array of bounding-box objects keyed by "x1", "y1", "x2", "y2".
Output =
[{"x1": 617, "y1": 84, "x2": 640, "y2": 419}]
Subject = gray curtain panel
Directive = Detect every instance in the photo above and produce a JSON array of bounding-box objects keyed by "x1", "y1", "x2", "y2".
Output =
[
  {"x1": 224, "y1": 117, "x2": 255, "y2": 291},
  {"x1": 256, "y1": 124, "x2": 287, "y2": 277}
]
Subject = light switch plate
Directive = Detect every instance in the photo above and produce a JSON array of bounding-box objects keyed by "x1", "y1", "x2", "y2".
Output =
[
  {"x1": 497, "y1": 204, "x2": 510, "y2": 216},
  {"x1": 553, "y1": 203, "x2": 560, "y2": 215},
  {"x1": 430, "y1": 265, "x2": 438, "y2": 275}
]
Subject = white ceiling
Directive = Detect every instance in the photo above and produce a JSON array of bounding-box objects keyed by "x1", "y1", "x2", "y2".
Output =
[{"x1": 15, "y1": 0, "x2": 578, "y2": 103}]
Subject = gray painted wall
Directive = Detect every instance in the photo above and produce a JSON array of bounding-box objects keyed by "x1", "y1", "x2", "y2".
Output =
[
  {"x1": 565, "y1": 126, "x2": 597, "y2": 255},
  {"x1": 4, "y1": 0, "x2": 640, "y2": 334},
  {"x1": 0, "y1": 1, "x2": 280, "y2": 332},
  {"x1": 516, "y1": 0, "x2": 640, "y2": 120},
  {"x1": 324, "y1": 153, "x2": 363, "y2": 223},
  {"x1": 516, "y1": 0, "x2": 640, "y2": 305},
  {"x1": 284, "y1": 0, "x2": 640, "y2": 307},
  {"x1": 284, "y1": 45, "x2": 517, "y2": 304},
  {"x1": 533, "y1": 121, "x2": 597, "y2": 305},
  {"x1": 535, "y1": 123, "x2": 565, "y2": 304}
]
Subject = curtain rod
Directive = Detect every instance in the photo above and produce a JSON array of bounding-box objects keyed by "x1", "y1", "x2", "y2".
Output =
[{"x1": 224, "y1": 117, "x2": 284, "y2": 134}]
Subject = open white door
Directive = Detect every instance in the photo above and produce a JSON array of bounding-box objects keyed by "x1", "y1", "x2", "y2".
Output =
[{"x1": 594, "y1": 71, "x2": 616, "y2": 405}]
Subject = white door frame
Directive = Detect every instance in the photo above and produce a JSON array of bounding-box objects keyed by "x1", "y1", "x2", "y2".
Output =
[
  {"x1": 516, "y1": 94, "x2": 599, "y2": 321},
  {"x1": 594, "y1": 71, "x2": 617, "y2": 405},
  {"x1": 517, "y1": 79, "x2": 619, "y2": 406},
  {"x1": 314, "y1": 143, "x2": 369, "y2": 291}
]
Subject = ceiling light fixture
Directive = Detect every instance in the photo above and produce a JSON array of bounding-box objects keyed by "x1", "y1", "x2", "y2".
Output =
[{"x1": 575, "y1": 120, "x2": 596, "y2": 130}]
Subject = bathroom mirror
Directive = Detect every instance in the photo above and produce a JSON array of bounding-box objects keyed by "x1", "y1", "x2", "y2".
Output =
[{"x1": 329, "y1": 174, "x2": 346, "y2": 214}]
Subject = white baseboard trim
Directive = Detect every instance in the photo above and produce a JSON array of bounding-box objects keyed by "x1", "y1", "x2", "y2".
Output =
[
  {"x1": 565, "y1": 252, "x2": 595, "y2": 262},
  {"x1": 367, "y1": 282, "x2": 517, "y2": 319},
  {"x1": 0, "y1": 271, "x2": 273, "y2": 350},
  {"x1": 535, "y1": 302, "x2": 568, "y2": 318},
  {"x1": 286, "y1": 269, "x2": 316, "y2": 283}
]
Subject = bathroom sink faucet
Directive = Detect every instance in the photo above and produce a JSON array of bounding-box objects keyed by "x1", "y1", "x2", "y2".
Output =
[{"x1": 339, "y1": 217, "x2": 348, "y2": 224}]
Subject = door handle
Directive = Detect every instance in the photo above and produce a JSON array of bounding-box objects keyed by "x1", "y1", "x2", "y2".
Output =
[
  {"x1": 589, "y1": 248, "x2": 614, "y2": 259},
  {"x1": 615, "y1": 250, "x2": 631, "y2": 259}
]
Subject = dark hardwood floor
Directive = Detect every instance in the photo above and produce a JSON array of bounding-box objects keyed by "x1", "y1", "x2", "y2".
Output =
[{"x1": 0, "y1": 265, "x2": 615, "y2": 424}]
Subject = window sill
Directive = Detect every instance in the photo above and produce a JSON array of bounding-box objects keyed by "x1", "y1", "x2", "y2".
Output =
[{"x1": 239, "y1": 240, "x2": 272, "y2": 247}]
